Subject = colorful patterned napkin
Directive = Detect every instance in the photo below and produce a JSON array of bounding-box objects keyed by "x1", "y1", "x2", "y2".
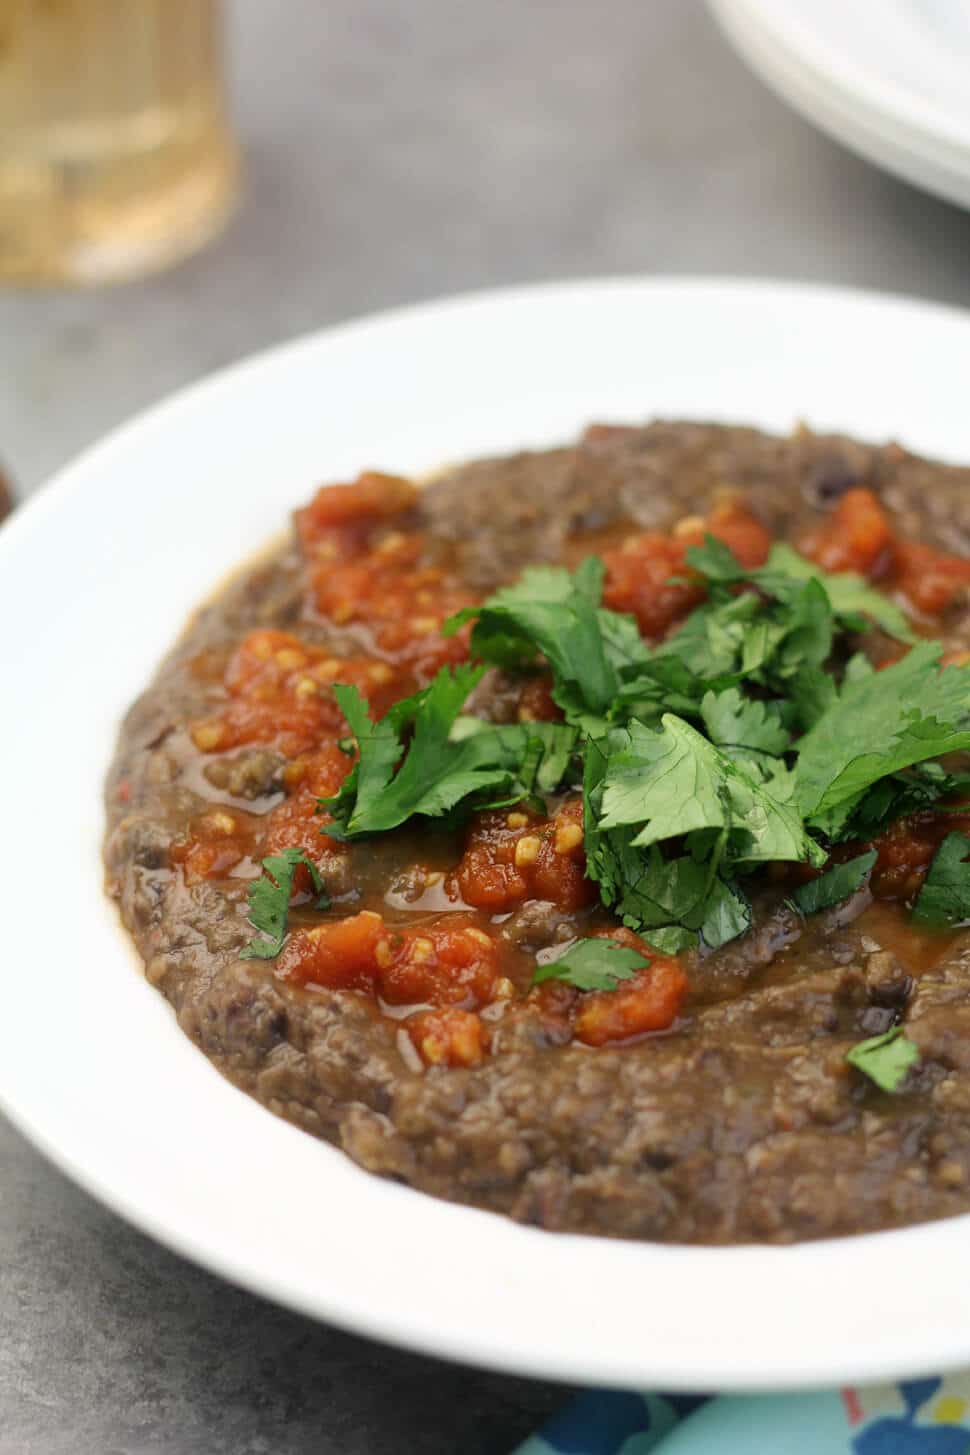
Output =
[{"x1": 514, "y1": 1379, "x2": 970, "y2": 1453}]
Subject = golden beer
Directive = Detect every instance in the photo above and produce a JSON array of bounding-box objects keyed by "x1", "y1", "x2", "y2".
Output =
[{"x1": 0, "y1": 0, "x2": 239, "y2": 284}]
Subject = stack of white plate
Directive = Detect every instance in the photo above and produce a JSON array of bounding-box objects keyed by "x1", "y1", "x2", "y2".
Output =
[{"x1": 711, "y1": 0, "x2": 970, "y2": 209}]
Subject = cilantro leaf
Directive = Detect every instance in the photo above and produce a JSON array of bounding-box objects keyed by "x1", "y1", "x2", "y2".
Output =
[
  {"x1": 582, "y1": 824, "x2": 711, "y2": 940},
  {"x1": 912, "y1": 832, "x2": 970, "y2": 928},
  {"x1": 582, "y1": 715, "x2": 816, "y2": 950},
  {"x1": 793, "y1": 849, "x2": 877, "y2": 915},
  {"x1": 656, "y1": 590, "x2": 770, "y2": 684},
  {"x1": 756, "y1": 543, "x2": 916, "y2": 645},
  {"x1": 594, "y1": 717, "x2": 731, "y2": 844},
  {"x1": 532, "y1": 937, "x2": 648, "y2": 991},
  {"x1": 699, "y1": 687, "x2": 791, "y2": 769},
  {"x1": 657, "y1": 576, "x2": 833, "y2": 690},
  {"x1": 322, "y1": 678, "x2": 410, "y2": 832},
  {"x1": 449, "y1": 716, "x2": 579, "y2": 795},
  {"x1": 795, "y1": 643, "x2": 970, "y2": 821},
  {"x1": 788, "y1": 665, "x2": 838, "y2": 732},
  {"x1": 844, "y1": 651, "x2": 876, "y2": 686},
  {"x1": 445, "y1": 559, "x2": 636, "y2": 723},
  {"x1": 597, "y1": 715, "x2": 822, "y2": 869},
  {"x1": 323, "y1": 666, "x2": 576, "y2": 838},
  {"x1": 445, "y1": 557, "x2": 661, "y2": 731},
  {"x1": 665, "y1": 535, "x2": 914, "y2": 696},
  {"x1": 584, "y1": 834, "x2": 751, "y2": 951},
  {"x1": 678, "y1": 534, "x2": 741, "y2": 581},
  {"x1": 816, "y1": 762, "x2": 968, "y2": 845},
  {"x1": 326, "y1": 665, "x2": 506, "y2": 834},
  {"x1": 846, "y1": 1026, "x2": 920, "y2": 1093},
  {"x1": 642, "y1": 925, "x2": 698, "y2": 955},
  {"x1": 686, "y1": 537, "x2": 916, "y2": 646},
  {"x1": 699, "y1": 874, "x2": 754, "y2": 947},
  {"x1": 240, "y1": 848, "x2": 329, "y2": 960}
]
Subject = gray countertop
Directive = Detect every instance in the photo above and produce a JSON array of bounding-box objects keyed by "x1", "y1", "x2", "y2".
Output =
[{"x1": 5, "y1": 2, "x2": 970, "y2": 1450}]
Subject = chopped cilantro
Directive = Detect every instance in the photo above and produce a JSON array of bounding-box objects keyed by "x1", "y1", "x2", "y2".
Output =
[
  {"x1": 793, "y1": 850, "x2": 877, "y2": 916},
  {"x1": 846, "y1": 1026, "x2": 920, "y2": 1093},
  {"x1": 653, "y1": 536, "x2": 913, "y2": 695},
  {"x1": 450, "y1": 715, "x2": 579, "y2": 796},
  {"x1": 596, "y1": 715, "x2": 820, "y2": 867},
  {"x1": 795, "y1": 642, "x2": 970, "y2": 822},
  {"x1": 755, "y1": 543, "x2": 916, "y2": 642},
  {"x1": 656, "y1": 574, "x2": 836, "y2": 691},
  {"x1": 322, "y1": 664, "x2": 577, "y2": 838},
  {"x1": 818, "y1": 762, "x2": 969, "y2": 845},
  {"x1": 532, "y1": 937, "x2": 648, "y2": 991},
  {"x1": 240, "y1": 847, "x2": 330, "y2": 961},
  {"x1": 582, "y1": 716, "x2": 822, "y2": 949},
  {"x1": 445, "y1": 558, "x2": 646, "y2": 728},
  {"x1": 686, "y1": 538, "x2": 917, "y2": 646},
  {"x1": 653, "y1": 588, "x2": 782, "y2": 685},
  {"x1": 913, "y1": 832, "x2": 970, "y2": 928},
  {"x1": 313, "y1": 524, "x2": 970, "y2": 960},
  {"x1": 642, "y1": 925, "x2": 698, "y2": 955}
]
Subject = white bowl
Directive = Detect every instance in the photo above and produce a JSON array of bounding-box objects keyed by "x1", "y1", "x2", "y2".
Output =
[
  {"x1": 712, "y1": 0, "x2": 970, "y2": 210},
  {"x1": 4, "y1": 277, "x2": 970, "y2": 1391}
]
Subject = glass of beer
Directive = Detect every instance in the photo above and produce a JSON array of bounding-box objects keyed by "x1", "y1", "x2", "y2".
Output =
[{"x1": 0, "y1": 0, "x2": 239, "y2": 285}]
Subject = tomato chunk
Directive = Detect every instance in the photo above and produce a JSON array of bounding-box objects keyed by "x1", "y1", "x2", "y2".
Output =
[
  {"x1": 573, "y1": 929, "x2": 688, "y2": 1047},
  {"x1": 379, "y1": 915, "x2": 500, "y2": 1008},
  {"x1": 405, "y1": 1008, "x2": 489, "y2": 1068},
  {"x1": 868, "y1": 807, "x2": 970, "y2": 902},
  {"x1": 602, "y1": 501, "x2": 769, "y2": 639},
  {"x1": 169, "y1": 809, "x2": 255, "y2": 884},
  {"x1": 798, "y1": 488, "x2": 970, "y2": 617},
  {"x1": 295, "y1": 472, "x2": 419, "y2": 553},
  {"x1": 799, "y1": 487, "x2": 893, "y2": 577},
  {"x1": 677, "y1": 497, "x2": 772, "y2": 569},
  {"x1": 516, "y1": 675, "x2": 562, "y2": 723},
  {"x1": 602, "y1": 531, "x2": 702, "y2": 640},
  {"x1": 251, "y1": 743, "x2": 353, "y2": 894},
  {"x1": 277, "y1": 910, "x2": 387, "y2": 990},
  {"x1": 295, "y1": 472, "x2": 478, "y2": 682},
  {"x1": 280, "y1": 741, "x2": 355, "y2": 798},
  {"x1": 893, "y1": 541, "x2": 970, "y2": 616},
  {"x1": 310, "y1": 554, "x2": 475, "y2": 681},
  {"x1": 450, "y1": 799, "x2": 594, "y2": 913},
  {"x1": 190, "y1": 630, "x2": 402, "y2": 757},
  {"x1": 278, "y1": 911, "x2": 501, "y2": 1009},
  {"x1": 260, "y1": 798, "x2": 346, "y2": 893}
]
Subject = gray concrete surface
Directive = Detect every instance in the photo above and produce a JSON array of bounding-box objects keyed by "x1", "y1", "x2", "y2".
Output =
[{"x1": 5, "y1": 0, "x2": 970, "y2": 1449}]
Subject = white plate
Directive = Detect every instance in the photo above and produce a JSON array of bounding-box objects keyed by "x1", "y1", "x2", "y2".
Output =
[
  {"x1": 711, "y1": 0, "x2": 970, "y2": 210},
  {"x1": 5, "y1": 278, "x2": 970, "y2": 1392}
]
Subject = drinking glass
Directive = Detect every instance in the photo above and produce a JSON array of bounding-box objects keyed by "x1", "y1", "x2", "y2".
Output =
[{"x1": 0, "y1": 0, "x2": 239, "y2": 285}]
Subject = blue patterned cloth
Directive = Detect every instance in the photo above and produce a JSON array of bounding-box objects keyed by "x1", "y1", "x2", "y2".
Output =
[{"x1": 514, "y1": 1378, "x2": 970, "y2": 1454}]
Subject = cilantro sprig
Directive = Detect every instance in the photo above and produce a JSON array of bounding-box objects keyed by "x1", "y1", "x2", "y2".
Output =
[
  {"x1": 322, "y1": 663, "x2": 578, "y2": 839},
  {"x1": 635, "y1": 538, "x2": 916, "y2": 704},
  {"x1": 445, "y1": 557, "x2": 643, "y2": 730},
  {"x1": 532, "y1": 938, "x2": 649, "y2": 991},
  {"x1": 241, "y1": 848, "x2": 330, "y2": 960},
  {"x1": 583, "y1": 716, "x2": 824, "y2": 949},
  {"x1": 795, "y1": 643, "x2": 970, "y2": 825},
  {"x1": 684, "y1": 537, "x2": 916, "y2": 646}
]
